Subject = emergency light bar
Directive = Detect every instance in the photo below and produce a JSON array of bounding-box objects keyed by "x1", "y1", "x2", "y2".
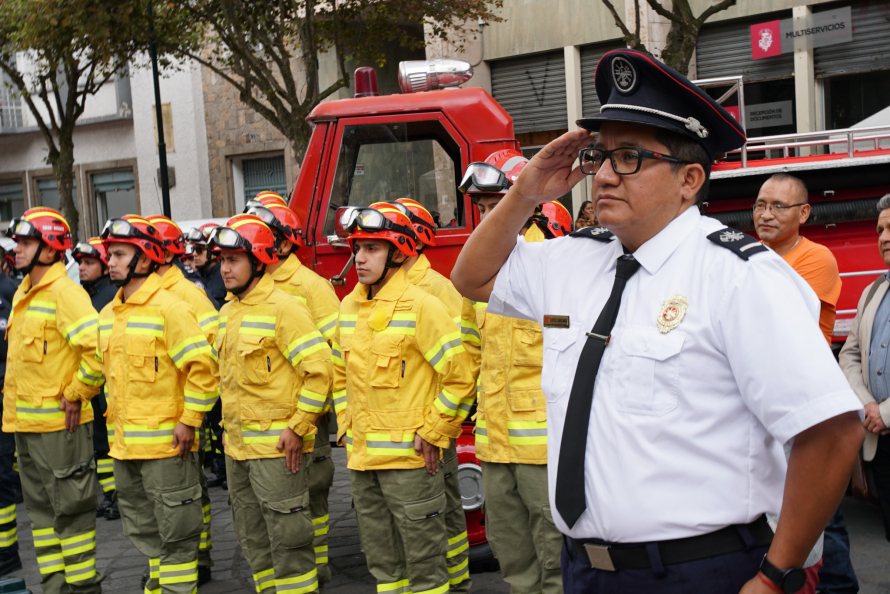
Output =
[{"x1": 398, "y1": 59, "x2": 474, "y2": 94}]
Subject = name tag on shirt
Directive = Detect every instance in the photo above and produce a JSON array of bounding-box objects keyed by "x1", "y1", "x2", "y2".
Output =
[{"x1": 544, "y1": 315, "x2": 570, "y2": 329}]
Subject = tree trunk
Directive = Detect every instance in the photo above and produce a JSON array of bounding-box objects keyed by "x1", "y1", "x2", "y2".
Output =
[
  {"x1": 51, "y1": 134, "x2": 79, "y2": 242},
  {"x1": 660, "y1": 23, "x2": 699, "y2": 76}
]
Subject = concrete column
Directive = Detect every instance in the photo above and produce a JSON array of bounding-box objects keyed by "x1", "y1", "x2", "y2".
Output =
[
  {"x1": 564, "y1": 45, "x2": 588, "y2": 216},
  {"x1": 793, "y1": 4, "x2": 817, "y2": 147}
]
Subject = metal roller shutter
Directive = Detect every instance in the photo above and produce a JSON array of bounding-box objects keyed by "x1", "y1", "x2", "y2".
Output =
[
  {"x1": 580, "y1": 40, "x2": 626, "y2": 119},
  {"x1": 815, "y1": 2, "x2": 890, "y2": 77},
  {"x1": 490, "y1": 51, "x2": 567, "y2": 134},
  {"x1": 697, "y1": 14, "x2": 794, "y2": 82}
]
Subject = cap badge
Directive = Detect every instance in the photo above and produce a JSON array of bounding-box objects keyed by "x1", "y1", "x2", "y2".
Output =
[
  {"x1": 719, "y1": 230, "x2": 746, "y2": 243},
  {"x1": 612, "y1": 56, "x2": 637, "y2": 95},
  {"x1": 657, "y1": 295, "x2": 688, "y2": 334},
  {"x1": 589, "y1": 226, "x2": 609, "y2": 235}
]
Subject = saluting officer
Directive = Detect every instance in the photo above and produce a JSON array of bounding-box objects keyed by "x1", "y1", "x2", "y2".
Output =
[{"x1": 452, "y1": 50, "x2": 864, "y2": 594}]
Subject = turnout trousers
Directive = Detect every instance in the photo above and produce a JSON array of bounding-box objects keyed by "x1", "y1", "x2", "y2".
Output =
[
  {"x1": 226, "y1": 454, "x2": 318, "y2": 594},
  {"x1": 442, "y1": 443, "x2": 470, "y2": 593},
  {"x1": 0, "y1": 404, "x2": 17, "y2": 565},
  {"x1": 90, "y1": 392, "x2": 115, "y2": 499},
  {"x1": 115, "y1": 454, "x2": 203, "y2": 594},
  {"x1": 481, "y1": 462, "x2": 562, "y2": 594},
  {"x1": 16, "y1": 424, "x2": 103, "y2": 594},
  {"x1": 308, "y1": 414, "x2": 334, "y2": 586},
  {"x1": 351, "y1": 466, "x2": 449, "y2": 594}
]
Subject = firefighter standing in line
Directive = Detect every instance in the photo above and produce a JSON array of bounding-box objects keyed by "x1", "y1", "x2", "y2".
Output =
[
  {"x1": 332, "y1": 204, "x2": 475, "y2": 594},
  {"x1": 209, "y1": 214, "x2": 332, "y2": 594},
  {"x1": 0, "y1": 238, "x2": 19, "y2": 576},
  {"x1": 385, "y1": 198, "x2": 472, "y2": 593},
  {"x1": 73, "y1": 239, "x2": 120, "y2": 521},
  {"x1": 458, "y1": 152, "x2": 568, "y2": 594},
  {"x1": 245, "y1": 198, "x2": 340, "y2": 587},
  {"x1": 97, "y1": 216, "x2": 218, "y2": 594},
  {"x1": 2, "y1": 208, "x2": 105, "y2": 594},
  {"x1": 146, "y1": 215, "x2": 220, "y2": 586}
]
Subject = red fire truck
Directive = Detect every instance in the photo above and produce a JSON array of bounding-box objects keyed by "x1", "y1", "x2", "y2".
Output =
[{"x1": 287, "y1": 61, "x2": 890, "y2": 568}]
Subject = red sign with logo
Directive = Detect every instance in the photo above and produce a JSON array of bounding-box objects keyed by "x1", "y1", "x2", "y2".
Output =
[
  {"x1": 750, "y1": 20, "x2": 782, "y2": 60},
  {"x1": 724, "y1": 106, "x2": 740, "y2": 122}
]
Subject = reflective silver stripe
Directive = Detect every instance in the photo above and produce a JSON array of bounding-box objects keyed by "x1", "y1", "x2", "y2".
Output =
[
  {"x1": 65, "y1": 319, "x2": 97, "y2": 341},
  {"x1": 366, "y1": 440, "x2": 414, "y2": 450},
  {"x1": 255, "y1": 573, "x2": 275, "y2": 587},
  {"x1": 508, "y1": 428, "x2": 547, "y2": 438},
  {"x1": 331, "y1": 347, "x2": 341, "y2": 359},
  {"x1": 241, "y1": 321, "x2": 275, "y2": 331},
  {"x1": 318, "y1": 319, "x2": 337, "y2": 335},
  {"x1": 475, "y1": 426, "x2": 488, "y2": 437},
  {"x1": 448, "y1": 535, "x2": 468, "y2": 551},
  {"x1": 460, "y1": 326, "x2": 480, "y2": 340},
  {"x1": 333, "y1": 394, "x2": 346, "y2": 406},
  {"x1": 288, "y1": 336, "x2": 326, "y2": 361},
  {"x1": 428, "y1": 338, "x2": 462, "y2": 368},
  {"x1": 33, "y1": 532, "x2": 59, "y2": 545},
  {"x1": 28, "y1": 306, "x2": 55, "y2": 315},
  {"x1": 127, "y1": 322, "x2": 164, "y2": 331},
  {"x1": 125, "y1": 430, "x2": 174, "y2": 438},
  {"x1": 242, "y1": 430, "x2": 279, "y2": 439},
  {"x1": 276, "y1": 575, "x2": 318, "y2": 592},
  {"x1": 200, "y1": 315, "x2": 218, "y2": 327},
  {"x1": 340, "y1": 320, "x2": 356, "y2": 328},
  {"x1": 387, "y1": 320, "x2": 416, "y2": 328},
  {"x1": 171, "y1": 340, "x2": 209, "y2": 363},
  {"x1": 185, "y1": 396, "x2": 214, "y2": 406},
  {"x1": 65, "y1": 565, "x2": 95, "y2": 580},
  {"x1": 16, "y1": 407, "x2": 62, "y2": 415},
  {"x1": 457, "y1": 403, "x2": 472, "y2": 416},
  {"x1": 437, "y1": 392, "x2": 458, "y2": 412},
  {"x1": 300, "y1": 393, "x2": 326, "y2": 407},
  {"x1": 79, "y1": 365, "x2": 103, "y2": 382},
  {"x1": 160, "y1": 568, "x2": 196, "y2": 579},
  {"x1": 99, "y1": 321, "x2": 114, "y2": 330}
]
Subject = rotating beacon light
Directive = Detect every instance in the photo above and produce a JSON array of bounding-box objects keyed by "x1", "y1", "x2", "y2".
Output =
[
  {"x1": 354, "y1": 67, "x2": 379, "y2": 98},
  {"x1": 398, "y1": 59, "x2": 474, "y2": 94}
]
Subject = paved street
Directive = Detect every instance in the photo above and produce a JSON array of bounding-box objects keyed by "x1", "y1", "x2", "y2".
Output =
[{"x1": 5, "y1": 447, "x2": 889, "y2": 593}]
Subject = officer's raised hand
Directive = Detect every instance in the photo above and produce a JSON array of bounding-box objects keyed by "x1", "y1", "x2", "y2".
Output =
[
  {"x1": 277, "y1": 427, "x2": 304, "y2": 473},
  {"x1": 414, "y1": 434, "x2": 440, "y2": 475},
  {"x1": 171, "y1": 422, "x2": 196, "y2": 459},
  {"x1": 512, "y1": 129, "x2": 594, "y2": 206},
  {"x1": 59, "y1": 396, "x2": 81, "y2": 433}
]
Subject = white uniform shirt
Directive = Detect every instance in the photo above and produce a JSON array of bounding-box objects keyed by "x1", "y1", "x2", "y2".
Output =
[{"x1": 488, "y1": 206, "x2": 862, "y2": 542}]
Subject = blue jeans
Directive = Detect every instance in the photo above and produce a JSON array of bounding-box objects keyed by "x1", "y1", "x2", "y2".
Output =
[{"x1": 816, "y1": 508, "x2": 859, "y2": 594}]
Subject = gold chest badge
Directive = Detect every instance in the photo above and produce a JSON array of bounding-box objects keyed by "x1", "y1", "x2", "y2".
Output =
[{"x1": 657, "y1": 295, "x2": 688, "y2": 334}]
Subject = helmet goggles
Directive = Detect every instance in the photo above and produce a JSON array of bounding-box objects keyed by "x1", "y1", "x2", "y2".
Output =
[
  {"x1": 384, "y1": 201, "x2": 436, "y2": 235},
  {"x1": 208, "y1": 226, "x2": 253, "y2": 252},
  {"x1": 335, "y1": 207, "x2": 415, "y2": 240},
  {"x1": 458, "y1": 162, "x2": 513, "y2": 194},
  {"x1": 101, "y1": 218, "x2": 157, "y2": 244},
  {"x1": 184, "y1": 227, "x2": 206, "y2": 243},
  {"x1": 6, "y1": 218, "x2": 41, "y2": 241},
  {"x1": 73, "y1": 242, "x2": 102, "y2": 261}
]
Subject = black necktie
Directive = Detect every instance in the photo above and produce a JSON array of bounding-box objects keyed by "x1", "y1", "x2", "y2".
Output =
[{"x1": 555, "y1": 254, "x2": 642, "y2": 529}]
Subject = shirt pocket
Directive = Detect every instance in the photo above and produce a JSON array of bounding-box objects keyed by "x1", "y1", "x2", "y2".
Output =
[
  {"x1": 20, "y1": 317, "x2": 46, "y2": 363},
  {"x1": 511, "y1": 321, "x2": 543, "y2": 368},
  {"x1": 541, "y1": 326, "x2": 582, "y2": 403},
  {"x1": 237, "y1": 334, "x2": 272, "y2": 386},
  {"x1": 612, "y1": 327, "x2": 685, "y2": 416},
  {"x1": 369, "y1": 334, "x2": 404, "y2": 389},
  {"x1": 126, "y1": 335, "x2": 157, "y2": 383}
]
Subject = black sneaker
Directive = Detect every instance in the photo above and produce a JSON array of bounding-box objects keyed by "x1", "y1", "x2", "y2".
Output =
[
  {"x1": 96, "y1": 493, "x2": 114, "y2": 517},
  {"x1": 198, "y1": 566, "x2": 212, "y2": 587},
  {"x1": 0, "y1": 554, "x2": 23, "y2": 576},
  {"x1": 105, "y1": 499, "x2": 120, "y2": 520},
  {"x1": 206, "y1": 474, "x2": 226, "y2": 489},
  {"x1": 141, "y1": 571, "x2": 149, "y2": 589}
]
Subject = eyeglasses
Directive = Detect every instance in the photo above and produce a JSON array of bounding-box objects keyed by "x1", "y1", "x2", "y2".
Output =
[
  {"x1": 458, "y1": 162, "x2": 512, "y2": 193},
  {"x1": 752, "y1": 202, "x2": 808, "y2": 215},
  {"x1": 578, "y1": 148, "x2": 693, "y2": 176}
]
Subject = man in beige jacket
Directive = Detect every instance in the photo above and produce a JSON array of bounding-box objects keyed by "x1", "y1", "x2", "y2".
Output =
[{"x1": 839, "y1": 193, "x2": 890, "y2": 544}]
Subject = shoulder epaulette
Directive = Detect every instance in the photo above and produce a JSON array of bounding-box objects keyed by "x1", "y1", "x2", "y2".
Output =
[
  {"x1": 706, "y1": 228, "x2": 768, "y2": 260},
  {"x1": 568, "y1": 226, "x2": 614, "y2": 242}
]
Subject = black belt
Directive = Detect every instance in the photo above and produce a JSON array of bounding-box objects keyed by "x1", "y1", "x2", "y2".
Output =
[{"x1": 569, "y1": 515, "x2": 773, "y2": 571}]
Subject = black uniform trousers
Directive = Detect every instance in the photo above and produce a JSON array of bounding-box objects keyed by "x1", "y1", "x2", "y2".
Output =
[
  {"x1": 871, "y1": 433, "x2": 890, "y2": 543},
  {"x1": 561, "y1": 537, "x2": 768, "y2": 594},
  {"x1": 0, "y1": 403, "x2": 18, "y2": 562}
]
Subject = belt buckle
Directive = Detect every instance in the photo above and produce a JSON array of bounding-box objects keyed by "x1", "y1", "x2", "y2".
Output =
[{"x1": 583, "y1": 543, "x2": 616, "y2": 571}]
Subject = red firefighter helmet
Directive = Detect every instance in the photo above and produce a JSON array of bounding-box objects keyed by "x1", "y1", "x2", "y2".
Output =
[
  {"x1": 343, "y1": 203, "x2": 418, "y2": 258},
  {"x1": 184, "y1": 223, "x2": 220, "y2": 246},
  {"x1": 459, "y1": 149, "x2": 529, "y2": 196},
  {"x1": 145, "y1": 215, "x2": 186, "y2": 255},
  {"x1": 253, "y1": 191, "x2": 287, "y2": 207},
  {"x1": 537, "y1": 201, "x2": 573, "y2": 238},
  {"x1": 73, "y1": 237, "x2": 109, "y2": 265},
  {"x1": 100, "y1": 215, "x2": 167, "y2": 264},
  {"x1": 7, "y1": 207, "x2": 73, "y2": 252},
  {"x1": 393, "y1": 198, "x2": 437, "y2": 246},
  {"x1": 246, "y1": 203, "x2": 304, "y2": 247},
  {"x1": 209, "y1": 214, "x2": 278, "y2": 266}
]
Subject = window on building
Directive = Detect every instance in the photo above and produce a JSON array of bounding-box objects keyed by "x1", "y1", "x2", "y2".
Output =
[
  {"x1": 824, "y1": 71, "x2": 890, "y2": 130},
  {"x1": 0, "y1": 72, "x2": 24, "y2": 130},
  {"x1": 93, "y1": 170, "x2": 137, "y2": 229},
  {"x1": 0, "y1": 182, "x2": 25, "y2": 223},
  {"x1": 37, "y1": 177, "x2": 79, "y2": 240},
  {"x1": 324, "y1": 120, "x2": 462, "y2": 235},
  {"x1": 241, "y1": 155, "x2": 288, "y2": 207}
]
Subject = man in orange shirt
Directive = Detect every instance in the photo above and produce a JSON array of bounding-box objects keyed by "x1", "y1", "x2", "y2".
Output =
[{"x1": 754, "y1": 172, "x2": 856, "y2": 594}]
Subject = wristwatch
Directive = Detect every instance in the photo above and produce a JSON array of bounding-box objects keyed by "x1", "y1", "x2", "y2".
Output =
[{"x1": 759, "y1": 555, "x2": 807, "y2": 593}]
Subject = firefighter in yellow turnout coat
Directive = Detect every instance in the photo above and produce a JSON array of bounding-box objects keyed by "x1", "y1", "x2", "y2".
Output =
[
  {"x1": 246, "y1": 198, "x2": 339, "y2": 585},
  {"x1": 211, "y1": 214, "x2": 332, "y2": 594},
  {"x1": 2, "y1": 208, "x2": 104, "y2": 594},
  {"x1": 97, "y1": 217, "x2": 219, "y2": 594},
  {"x1": 332, "y1": 204, "x2": 475, "y2": 594}
]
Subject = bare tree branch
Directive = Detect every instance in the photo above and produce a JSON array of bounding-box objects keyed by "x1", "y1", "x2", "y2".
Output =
[
  {"x1": 645, "y1": 0, "x2": 683, "y2": 24},
  {"x1": 699, "y1": 0, "x2": 738, "y2": 24},
  {"x1": 601, "y1": 0, "x2": 635, "y2": 41}
]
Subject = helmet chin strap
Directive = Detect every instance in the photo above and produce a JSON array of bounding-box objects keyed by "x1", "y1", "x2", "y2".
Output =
[
  {"x1": 18, "y1": 243, "x2": 49, "y2": 276},
  {"x1": 112, "y1": 252, "x2": 156, "y2": 288},
  {"x1": 231, "y1": 256, "x2": 266, "y2": 297},
  {"x1": 370, "y1": 244, "x2": 403, "y2": 287}
]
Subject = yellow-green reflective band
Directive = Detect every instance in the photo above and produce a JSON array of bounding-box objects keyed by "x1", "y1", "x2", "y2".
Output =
[
  {"x1": 345, "y1": 429, "x2": 353, "y2": 452},
  {"x1": 26, "y1": 300, "x2": 57, "y2": 320},
  {"x1": 448, "y1": 558, "x2": 470, "y2": 585},
  {"x1": 159, "y1": 559, "x2": 198, "y2": 585},
  {"x1": 241, "y1": 422, "x2": 288, "y2": 444},
  {"x1": 316, "y1": 313, "x2": 338, "y2": 339},
  {"x1": 239, "y1": 315, "x2": 276, "y2": 337},
  {"x1": 376, "y1": 313, "x2": 417, "y2": 336},
  {"x1": 314, "y1": 545, "x2": 329, "y2": 564},
  {"x1": 218, "y1": 316, "x2": 228, "y2": 337},
  {"x1": 184, "y1": 388, "x2": 220, "y2": 412},
  {"x1": 472, "y1": 301, "x2": 486, "y2": 311},
  {"x1": 507, "y1": 421, "x2": 547, "y2": 445},
  {"x1": 366, "y1": 433, "x2": 416, "y2": 456},
  {"x1": 77, "y1": 363, "x2": 104, "y2": 387},
  {"x1": 460, "y1": 320, "x2": 480, "y2": 344},
  {"x1": 298, "y1": 389, "x2": 327, "y2": 413},
  {"x1": 254, "y1": 567, "x2": 275, "y2": 592},
  {"x1": 33, "y1": 527, "x2": 59, "y2": 546},
  {"x1": 99, "y1": 320, "x2": 114, "y2": 335},
  {"x1": 60, "y1": 530, "x2": 96, "y2": 556},
  {"x1": 333, "y1": 390, "x2": 347, "y2": 413},
  {"x1": 377, "y1": 579, "x2": 411, "y2": 594},
  {"x1": 434, "y1": 389, "x2": 462, "y2": 417},
  {"x1": 312, "y1": 514, "x2": 329, "y2": 537},
  {"x1": 287, "y1": 333, "x2": 327, "y2": 366},
  {"x1": 0, "y1": 527, "x2": 17, "y2": 547},
  {"x1": 415, "y1": 583, "x2": 449, "y2": 594},
  {"x1": 65, "y1": 315, "x2": 98, "y2": 345},
  {"x1": 96, "y1": 458, "x2": 114, "y2": 472},
  {"x1": 149, "y1": 558, "x2": 160, "y2": 578},
  {"x1": 475, "y1": 420, "x2": 488, "y2": 444},
  {"x1": 456, "y1": 398, "x2": 473, "y2": 420},
  {"x1": 170, "y1": 336, "x2": 211, "y2": 367},
  {"x1": 274, "y1": 568, "x2": 318, "y2": 594},
  {"x1": 107, "y1": 428, "x2": 115, "y2": 443},
  {"x1": 37, "y1": 552, "x2": 65, "y2": 574},
  {"x1": 424, "y1": 332, "x2": 464, "y2": 373},
  {"x1": 331, "y1": 342, "x2": 345, "y2": 367},
  {"x1": 0, "y1": 503, "x2": 15, "y2": 523},
  {"x1": 126, "y1": 316, "x2": 165, "y2": 337},
  {"x1": 338, "y1": 316, "x2": 357, "y2": 335},
  {"x1": 124, "y1": 423, "x2": 176, "y2": 444},
  {"x1": 144, "y1": 587, "x2": 161, "y2": 594},
  {"x1": 65, "y1": 558, "x2": 97, "y2": 583},
  {"x1": 198, "y1": 312, "x2": 219, "y2": 329},
  {"x1": 16, "y1": 398, "x2": 65, "y2": 420},
  {"x1": 447, "y1": 531, "x2": 469, "y2": 558},
  {"x1": 199, "y1": 530, "x2": 211, "y2": 549},
  {"x1": 203, "y1": 503, "x2": 211, "y2": 523},
  {"x1": 99, "y1": 476, "x2": 116, "y2": 493}
]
